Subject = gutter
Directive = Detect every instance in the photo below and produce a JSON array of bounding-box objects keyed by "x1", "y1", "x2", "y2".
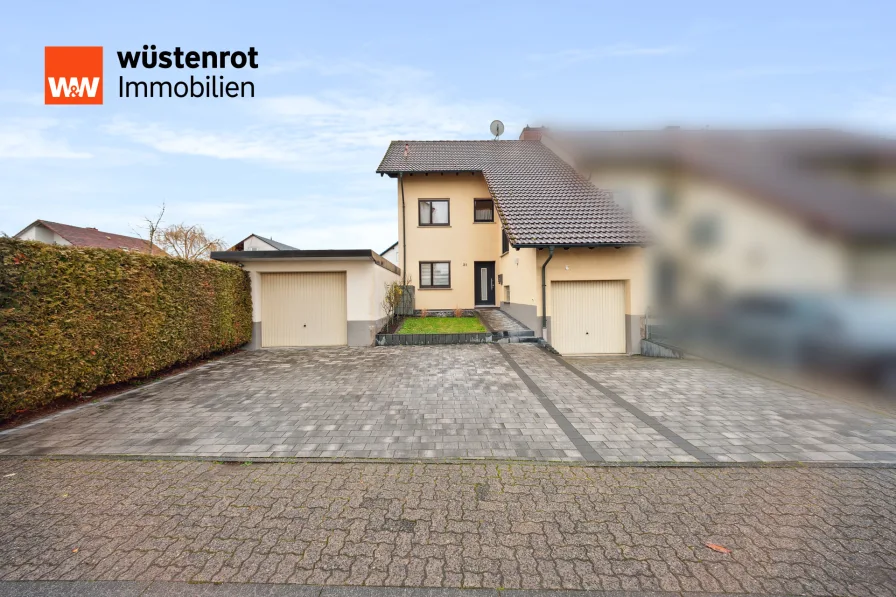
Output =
[
  {"x1": 399, "y1": 172, "x2": 408, "y2": 286},
  {"x1": 541, "y1": 245, "x2": 555, "y2": 331},
  {"x1": 513, "y1": 242, "x2": 647, "y2": 249}
]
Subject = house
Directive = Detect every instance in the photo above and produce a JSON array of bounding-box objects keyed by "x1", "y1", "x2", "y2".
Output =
[
  {"x1": 228, "y1": 234, "x2": 298, "y2": 251},
  {"x1": 380, "y1": 241, "x2": 398, "y2": 265},
  {"x1": 526, "y1": 127, "x2": 896, "y2": 303},
  {"x1": 376, "y1": 140, "x2": 650, "y2": 355},
  {"x1": 13, "y1": 219, "x2": 163, "y2": 254},
  {"x1": 211, "y1": 249, "x2": 400, "y2": 348}
]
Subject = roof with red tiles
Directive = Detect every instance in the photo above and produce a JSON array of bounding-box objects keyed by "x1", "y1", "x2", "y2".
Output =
[{"x1": 16, "y1": 220, "x2": 165, "y2": 253}]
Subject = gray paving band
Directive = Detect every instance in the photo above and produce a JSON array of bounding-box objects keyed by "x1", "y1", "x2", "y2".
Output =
[
  {"x1": 492, "y1": 344, "x2": 603, "y2": 462},
  {"x1": 543, "y1": 349, "x2": 715, "y2": 463},
  {"x1": 0, "y1": 581, "x2": 781, "y2": 597}
]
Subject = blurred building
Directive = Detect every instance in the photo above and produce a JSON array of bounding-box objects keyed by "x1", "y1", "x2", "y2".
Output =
[{"x1": 522, "y1": 127, "x2": 896, "y2": 306}]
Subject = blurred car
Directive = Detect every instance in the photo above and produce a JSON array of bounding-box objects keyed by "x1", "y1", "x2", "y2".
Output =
[{"x1": 719, "y1": 293, "x2": 896, "y2": 393}]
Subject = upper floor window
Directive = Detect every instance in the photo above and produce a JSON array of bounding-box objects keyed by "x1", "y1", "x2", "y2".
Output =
[
  {"x1": 474, "y1": 199, "x2": 494, "y2": 222},
  {"x1": 419, "y1": 199, "x2": 449, "y2": 226},
  {"x1": 502, "y1": 228, "x2": 510, "y2": 254}
]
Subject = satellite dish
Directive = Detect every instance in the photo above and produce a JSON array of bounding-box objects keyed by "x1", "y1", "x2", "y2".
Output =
[{"x1": 490, "y1": 120, "x2": 505, "y2": 139}]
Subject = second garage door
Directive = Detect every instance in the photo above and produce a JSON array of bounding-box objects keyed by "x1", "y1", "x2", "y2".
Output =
[
  {"x1": 260, "y1": 272, "x2": 347, "y2": 347},
  {"x1": 551, "y1": 280, "x2": 626, "y2": 355}
]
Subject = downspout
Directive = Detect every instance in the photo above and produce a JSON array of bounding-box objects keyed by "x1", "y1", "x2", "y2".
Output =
[
  {"x1": 399, "y1": 172, "x2": 407, "y2": 286},
  {"x1": 541, "y1": 245, "x2": 555, "y2": 332}
]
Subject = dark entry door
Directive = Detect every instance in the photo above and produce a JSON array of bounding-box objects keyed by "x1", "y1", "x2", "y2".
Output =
[{"x1": 474, "y1": 261, "x2": 496, "y2": 306}]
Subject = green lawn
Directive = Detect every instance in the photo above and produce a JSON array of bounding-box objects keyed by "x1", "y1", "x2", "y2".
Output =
[{"x1": 397, "y1": 316, "x2": 486, "y2": 334}]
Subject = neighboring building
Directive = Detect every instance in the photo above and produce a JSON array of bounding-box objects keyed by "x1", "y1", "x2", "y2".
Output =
[
  {"x1": 13, "y1": 219, "x2": 162, "y2": 254},
  {"x1": 228, "y1": 234, "x2": 298, "y2": 251},
  {"x1": 377, "y1": 140, "x2": 650, "y2": 355},
  {"x1": 380, "y1": 241, "x2": 398, "y2": 265},
  {"x1": 528, "y1": 127, "x2": 896, "y2": 302}
]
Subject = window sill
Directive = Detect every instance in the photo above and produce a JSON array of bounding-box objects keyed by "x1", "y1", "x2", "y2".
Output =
[
  {"x1": 417, "y1": 225, "x2": 451, "y2": 228},
  {"x1": 500, "y1": 251, "x2": 509, "y2": 257},
  {"x1": 473, "y1": 220, "x2": 495, "y2": 224},
  {"x1": 419, "y1": 287, "x2": 452, "y2": 290}
]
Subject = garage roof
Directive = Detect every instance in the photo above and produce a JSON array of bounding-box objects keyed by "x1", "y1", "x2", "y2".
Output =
[{"x1": 211, "y1": 249, "x2": 401, "y2": 275}]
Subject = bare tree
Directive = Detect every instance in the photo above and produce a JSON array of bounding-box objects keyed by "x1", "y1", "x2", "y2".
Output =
[
  {"x1": 159, "y1": 224, "x2": 225, "y2": 260},
  {"x1": 381, "y1": 281, "x2": 405, "y2": 329},
  {"x1": 134, "y1": 203, "x2": 165, "y2": 255}
]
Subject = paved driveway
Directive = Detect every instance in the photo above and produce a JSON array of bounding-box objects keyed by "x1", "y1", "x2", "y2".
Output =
[{"x1": 2, "y1": 344, "x2": 896, "y2": 463}]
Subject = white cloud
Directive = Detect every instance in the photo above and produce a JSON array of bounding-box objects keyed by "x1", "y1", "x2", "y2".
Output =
[
  {"x1": 261, "y1": 55, "x2": 431, "y2": 84},
  {"x1": 0, "y1": 90, "x2": 42, "y2": 106},
  {"x1": 104, "y1": 72, "x2": 522, "y2": 172},
  {"x1": 103, "y1": 120, "x2": 312, "y2": 165},
  {"x1": 0, "y1": 118, "x2": 93, "y2": 159},
  {"x1": 529, "y1": 44, "x2": 686, "y2": 64},
  {"x1": 716, "y1": 64, "x2": 876, "y2": 81}
]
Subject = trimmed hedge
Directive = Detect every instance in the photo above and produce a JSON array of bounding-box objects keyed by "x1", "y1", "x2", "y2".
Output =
[{"x1": 0, "y1": 238, "x2": 252, "y2": 418}]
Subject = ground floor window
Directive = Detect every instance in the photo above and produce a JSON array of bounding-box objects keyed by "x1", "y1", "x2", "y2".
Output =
[
  {"x1": 420, "y1": 261, "x2": 450, "y2": 288},
  {"x1": 504, "y1": 285, "x2": 511, "y2": 302}
]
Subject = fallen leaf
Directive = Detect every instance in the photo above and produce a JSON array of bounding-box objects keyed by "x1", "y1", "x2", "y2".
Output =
[
  {"x1": 3, "y1": 474, "x2": 15, "y2": 478},
  {"x1": 705, "y1": 542, "x2": 731, "y2": 554},
  {"x1": 72, "y1": 548, "x2": 78, "y2": 553}
]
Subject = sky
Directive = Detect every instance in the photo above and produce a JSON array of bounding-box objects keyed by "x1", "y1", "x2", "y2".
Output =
[{"x1": 1, "y1": 0, "x2": 893, "y2": 252}]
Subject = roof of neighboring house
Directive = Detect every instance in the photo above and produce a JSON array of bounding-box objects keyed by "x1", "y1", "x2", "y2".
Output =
[
  {"x1": 540, "y1": 128, "x2": 896, "y2": 241},
  {"x1": 380, "y1": 241, "x2": 398, "y2": 255},
  {"x1": 14, "y1": 220, "x2": 163, "y2": 253},
  {"x1": 229, "y1": 234, "x2": 298, "y2": 251},
  {"x1": 376, "y1": 140, "x2": 649, "y2": 246}
]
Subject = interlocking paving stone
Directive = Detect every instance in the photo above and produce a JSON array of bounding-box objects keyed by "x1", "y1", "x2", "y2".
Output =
[
  {"x1": 0, "y1": 583, "x2": 794, "y2": 596},
  {"x1": 1, "y1": 345, "x2": 895, "y2": 463},
  {"x1": 493, "y1": 345, "x2": 601, "y2": 461},
  {"x1": 476, "y1": 310, "x2": 531, "y2": 333},
  {"x1": 501, "y1": 347, "x2": 696, "y2": 463},
  {"x1": 566, "y1": 355, "x2": 896, "y2": 464},
  {"x1": 540, "y1": 351, "x2": 713, "y2": 463},
  {"x1": 0, "y1": 459, "x2": 894, "y2": 595}
]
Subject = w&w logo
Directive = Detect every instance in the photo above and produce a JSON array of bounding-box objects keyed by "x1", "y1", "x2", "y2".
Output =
[{"x1": 45, "y1": 46, "x2": 103, "y2": 105}]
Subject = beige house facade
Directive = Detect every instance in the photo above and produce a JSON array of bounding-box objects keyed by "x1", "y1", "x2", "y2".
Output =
[{"x1": 379, "y1": 140, "x2": 649, "y2": 355}]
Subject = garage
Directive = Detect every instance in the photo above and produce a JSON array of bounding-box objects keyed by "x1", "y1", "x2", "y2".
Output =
[
  {"x1": 551, "y1": 280, "x2": 626, "y2": 354},
  {"x1": 211, "y1": 249, "x2": 400, "y2": 348},
  {"x1": 260, "y1": 272, "x2": 347, "y2": 347}
]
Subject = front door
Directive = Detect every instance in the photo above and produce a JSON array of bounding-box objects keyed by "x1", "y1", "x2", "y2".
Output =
[{"x1": 474, "y1": 261, "x2": 496, "y2": 306}]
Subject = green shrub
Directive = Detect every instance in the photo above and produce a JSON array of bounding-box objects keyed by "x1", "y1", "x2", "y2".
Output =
[{"x1": 0, "y1": 238, "x2": 252, "y2": 418}]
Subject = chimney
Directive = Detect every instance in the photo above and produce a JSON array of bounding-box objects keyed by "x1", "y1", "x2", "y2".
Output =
[{"x1": 519, "y1": 125, "x2": 545, "y2": 141}]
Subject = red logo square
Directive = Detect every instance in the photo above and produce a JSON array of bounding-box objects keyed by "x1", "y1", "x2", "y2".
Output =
[{"x1": 45, "y1": 46, "x2": 103, "y2": 105}]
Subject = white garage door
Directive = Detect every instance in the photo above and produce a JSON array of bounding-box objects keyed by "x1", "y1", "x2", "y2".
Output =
[
  {"x1": 551, "y1": 280, "x2": 626, "y2": 355},
  {"x1": 260, "y1": 272, "x2": 347, "y2": 347}
]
